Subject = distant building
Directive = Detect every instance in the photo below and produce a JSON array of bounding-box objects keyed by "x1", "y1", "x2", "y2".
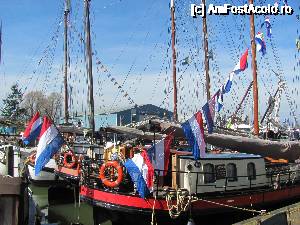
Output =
[
  {"x1": 59, "y1": 104, "x2": 172, "y2": 129},
  {"x1": 0, "y1": 120, "x2": 17, "y2": 135},
  {"x1": 112, "y1": 104, "x2": 173, "y2": 126}
]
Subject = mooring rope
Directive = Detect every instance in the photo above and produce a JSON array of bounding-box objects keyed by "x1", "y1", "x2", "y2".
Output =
[
  {"x1": 191, "y1": 196, "x2": 267, "y2": 215},
  {"x1": 151, "y1": 195, "x2": 157, "y2": 225},
  {"x1": 164, "y1": 188, "x2": 267, "y2": 220}
]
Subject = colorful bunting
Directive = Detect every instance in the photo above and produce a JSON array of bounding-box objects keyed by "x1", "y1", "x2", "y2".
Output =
[
  {"x1": 202, "y1": 94, "x2": 216, "y2": 134},
  {"x1": 181, "y1": 111, "x2": 206, "y2": 159},
  {"x1": 255, "y1": 32, "x2": 267, "y2": 56},
  {"x1": 233, "y1": 49, "x2": 249, "y2": 74},
  {"x1": 296, "y1": 39, "x2": 300, "y2": 51},
  {"x1": 216, "y1": 90, "x2": 223, "y2": 112},
  {"x1": 181, "y1": 57, "x2": 190, "y2": 65},
  {"x1": 96, "y1": 60, "x2": 136, "y2": 106},
  {"x1": 261, "y1": 18, "x2": 272, "y2": 38},
  {"x1": 223, "y1": 73, "x2": 234, "y2": 94}
]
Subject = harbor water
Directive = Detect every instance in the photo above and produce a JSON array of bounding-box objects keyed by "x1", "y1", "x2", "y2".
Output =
[
  {"x1": 30, "y1": 184, "x2": 111, "y2": 225},
  {"x1": 29, "y1": 182, "x2": 260, "y2": 225}
]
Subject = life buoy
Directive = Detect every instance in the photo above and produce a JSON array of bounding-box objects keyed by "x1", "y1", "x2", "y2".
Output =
[
  {"x1": 28, "y1": 153, "x2": 36, "y2": 164},
  {"x1": 99, "y1": 161, "x2": 123, "y2": 188},
  {"x1": 63, "y1": 150, "x2": 77, "y2": 169}
]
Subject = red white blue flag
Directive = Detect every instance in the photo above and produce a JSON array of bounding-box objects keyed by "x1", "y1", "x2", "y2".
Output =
[
  {"x1": 35, "y1": 116, "x2": 64, "y2": 175},
  {"x1": 22, "y1": 112, "x2": 43, "y2": 145},
  {"x1": 233, "y1": 49, "x2": 248, "y2": 74},
  {"x1": 202, "y1": 95, "x2": 216, "y2": 134},
  {"x1": 261, "y1": 18, "x2": 272, "y2": 38},
  {"x1": 181, "y1": 111, "x2": 206, "y2": 159},
  {"x1": 147, "y1": 133, "x2": 173, "y2": 176},
  {"x1": 255, "y1": 32, "x2": 267, "y2": 56},
  {"x1": 124, "y1": 151, "x2": 154, "y2": 198}
]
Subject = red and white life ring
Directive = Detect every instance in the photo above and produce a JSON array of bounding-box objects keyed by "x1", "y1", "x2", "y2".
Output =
[
  {"x1": 63, "y1": 150, "x2": 77, "y2": 169},
  {"x1": 99, "y1": 161, "x2": 123, "y2": 188}
]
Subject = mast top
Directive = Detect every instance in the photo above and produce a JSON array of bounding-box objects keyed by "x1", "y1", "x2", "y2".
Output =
[
  {"x1": 65, "y1": 0, "x2": 71, "y2": 12},
  {"x1": 170, "y1": 0, "x2": 174, "y2": 8}
]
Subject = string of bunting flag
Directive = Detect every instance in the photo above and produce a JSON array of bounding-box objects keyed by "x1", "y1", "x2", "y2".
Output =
[
  {"x1": 95, "y1": 59, "x2": 136, "y2": 107},
  {"x1": 179, "y1": 1, "x2": 287, "y2": 160}
]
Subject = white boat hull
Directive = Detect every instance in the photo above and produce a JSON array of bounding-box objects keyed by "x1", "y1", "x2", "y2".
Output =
[{"x1": 27, "y1": 159, "x2": 59, "y2": 183}]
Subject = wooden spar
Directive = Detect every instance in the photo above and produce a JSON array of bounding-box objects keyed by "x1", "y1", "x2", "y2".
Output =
[
  {"x1": 63, "y1": 0, "x2": 70, "y2": 124},
  {"x1": 171, "y1": 0, "x2": 178, "y2": 122},
  {"x1": 231, "y1": 81, "x2": 253, "y2": 121},
  {"x1": 202, "y1": 0, "x2": 211, "y2": 102},
  {"x1": 84, "y1": 0, "x2": 95, "y2": 139},
  {"x1": 249, "y1": 0, "x2": 259, "y2": 135}
]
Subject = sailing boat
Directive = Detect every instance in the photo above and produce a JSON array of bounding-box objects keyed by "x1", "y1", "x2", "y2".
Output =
[
  {"x1": 54, "y1": 0, "x2": 101, "y2": 185},
  {"x1": 25, "y1": 0, "x2": 86, "y2": 185},
  {"x1": 79, "y1": 1, "x2": 300, "y2": 225},
  {"x1": 53, "y1": 0, "x2": 83, "y2": 184}
]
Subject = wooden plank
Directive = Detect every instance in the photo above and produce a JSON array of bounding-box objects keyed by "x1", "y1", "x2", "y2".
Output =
[{"x1": 172, "y1": 154, "x2": 178, "y2": 189}]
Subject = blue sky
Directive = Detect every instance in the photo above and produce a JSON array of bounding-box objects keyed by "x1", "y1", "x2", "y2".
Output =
[{"x1": 0, "y1": 0, "x2": 299, "y2": 125}]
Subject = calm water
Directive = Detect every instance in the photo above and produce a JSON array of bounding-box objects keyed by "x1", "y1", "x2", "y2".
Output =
[
  {"x1": 31, "y1": 183, "x2": 290, "y2": 225},
  {"x1": 29, "y1": 184, "x2": 111, "y2": 225},
  {"x1": 29, "y1": 183, "x2": 255, "y2": 225}
]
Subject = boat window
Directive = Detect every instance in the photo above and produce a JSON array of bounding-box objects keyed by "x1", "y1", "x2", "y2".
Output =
[
  {"x1": 226, "y1": 163, "x2": 237, "y2": 182},
  {"x1": 247, "y1": 162, "x2": 256, "y2": 180},
  {"x1": 204, "y1": 163, "x2": 216, "y2": 183}
]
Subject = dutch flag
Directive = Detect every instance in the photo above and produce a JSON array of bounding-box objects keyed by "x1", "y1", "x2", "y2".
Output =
[
  {"x1": 35, "y1": 116, "x2": 64, "y2": 176},
  {"x1": 147, "y1": 133, "x2": 173, "y2": 176},
  {"x1": 124, "y1": 151, "x2": 154, "y2": 198},
  {"x1": 181, "y1": 111, "x2": 206, "y2": 159},
  {"x1": 202, "y1": 95, "x2": 216, "y2": 134},
  {"x1": 233, "y1": 49, "x2": 249, "y2": 74},
  {"x1": 22, "y1": 112, "x2": 43, "y2": 145}
]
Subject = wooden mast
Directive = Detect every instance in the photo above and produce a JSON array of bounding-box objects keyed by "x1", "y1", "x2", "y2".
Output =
[
  {"x1": 171, "y1": 0, "x2": 178, "y2": 122},
  {"x1": 84, "y1": 0, "x2": 95, "y2": 139},
  {"x1": 249, "y1": 0, "x2": 259, "y2": 135},
  {"x1": 63, "y1": 0, "x2": 70, "y2": 124},
  {"x1": 202, "y1": 0, "x2": 211, "y2": 102}
]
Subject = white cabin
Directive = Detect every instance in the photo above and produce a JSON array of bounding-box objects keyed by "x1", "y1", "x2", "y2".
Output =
[{"x1": 178, "y1": 153, "x2": 268, "y2": 194}]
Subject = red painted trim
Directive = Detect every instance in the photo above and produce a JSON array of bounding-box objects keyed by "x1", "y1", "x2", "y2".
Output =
[
  {"x1": 80, "y1": 185, "x2": 300, "y2": 212},
  {"x1": 80, "y1": 186, "x2": 169, "y2": 211}
]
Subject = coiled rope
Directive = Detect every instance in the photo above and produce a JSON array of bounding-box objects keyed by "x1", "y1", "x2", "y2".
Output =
[{"x1": 165, "y1": 189, "x2": 190, "y2": 219}]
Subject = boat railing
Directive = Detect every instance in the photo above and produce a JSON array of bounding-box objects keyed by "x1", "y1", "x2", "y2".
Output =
[
  {"x1": 153, "y1": 168, "x2": 300, "y2": 196},
  {"x1": 80, "y1": 158, "x2": 300, "y2": 196}
]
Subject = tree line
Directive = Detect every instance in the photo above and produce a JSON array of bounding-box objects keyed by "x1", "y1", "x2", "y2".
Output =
[{"x1": 1, "y1": 84, "x2": 62, "y2": 123}]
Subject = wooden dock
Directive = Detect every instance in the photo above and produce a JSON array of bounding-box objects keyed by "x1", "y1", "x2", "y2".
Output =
[
  {"x1": 0, "y1": 175, "x2": 23, "y2": 225},
  {"x1": 234, "y1": 201, "x2": 300, "y2": 225}
]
